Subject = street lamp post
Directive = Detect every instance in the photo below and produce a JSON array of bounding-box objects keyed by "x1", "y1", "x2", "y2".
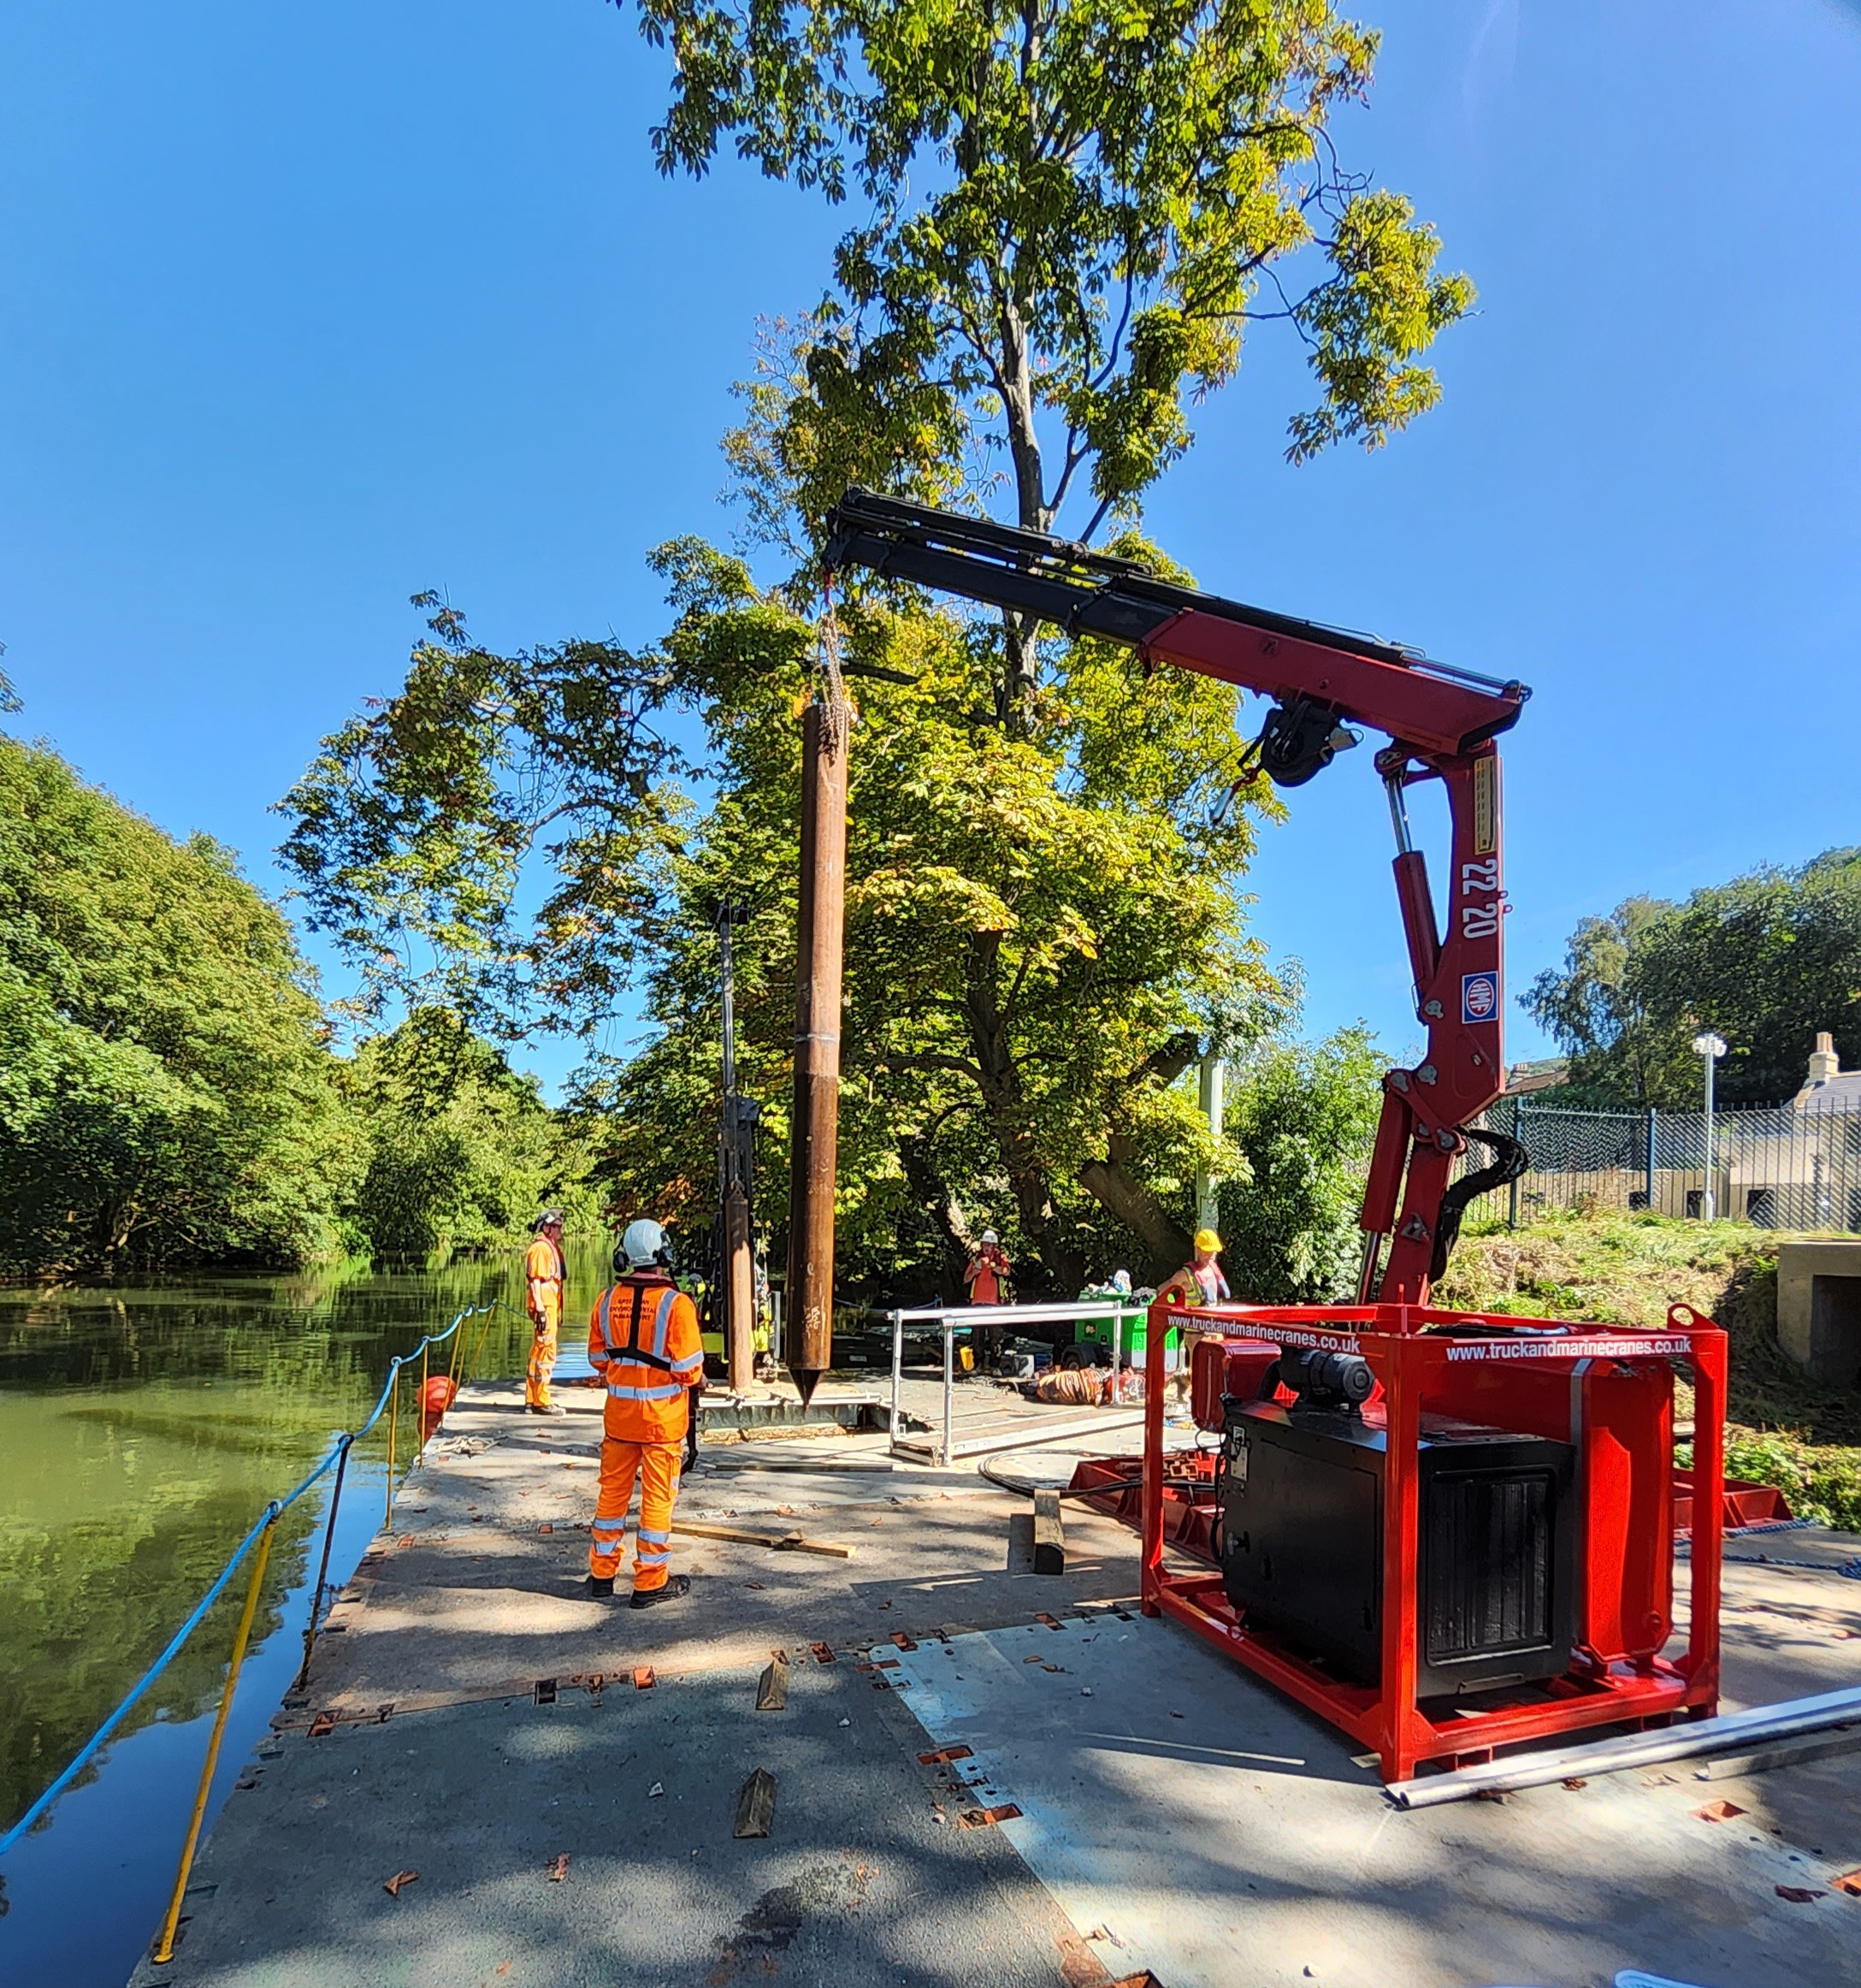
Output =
[{"x1": 1692, "y1": 1032, "x2": 1728, "y2": 1219}]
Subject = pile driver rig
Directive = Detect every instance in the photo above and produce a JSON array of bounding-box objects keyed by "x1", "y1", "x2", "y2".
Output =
[{"x1": 821, "y1": 488, "x2": 1726, "y2": 1783}]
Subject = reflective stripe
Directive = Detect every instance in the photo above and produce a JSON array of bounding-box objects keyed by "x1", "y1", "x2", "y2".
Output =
[
  {"x1": 636, "y1": 1547, "x2": 670, "y2": 1565},
  {"x1": 637, "y1": 1528, "x2": 670, "y2": 1546},
  {"x1": 654, "y1": 1286, "x2": 676, "y2": 1358},
  {"x1": 669, "y1": 1350, "x2": 704, "y2": 1374},
  {"x1": 590, "y1": 1517, "x2": 628, "y2": 1535},
  {"x1": 605, "y1": 1380, "x2": 683, "y2": 1402}
]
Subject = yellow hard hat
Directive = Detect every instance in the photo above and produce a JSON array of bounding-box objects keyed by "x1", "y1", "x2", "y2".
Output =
[{"x1": 1194, "y1": 1228, "x2": 1222, "y2": 1255}]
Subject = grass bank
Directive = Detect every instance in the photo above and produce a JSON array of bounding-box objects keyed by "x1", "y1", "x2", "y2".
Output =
[{"x1": 1434, "y1": 1210, "x2": 1861, "y2": 1532}]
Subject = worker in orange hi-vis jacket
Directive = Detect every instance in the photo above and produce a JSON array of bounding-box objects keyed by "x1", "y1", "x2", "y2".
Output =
[
  {"x1": 585, "y1": 1218, "x2": 705, "y2": 1607},
  {"x1": 523, "y1": 1210, "x2": 568, "y2": 1417}
]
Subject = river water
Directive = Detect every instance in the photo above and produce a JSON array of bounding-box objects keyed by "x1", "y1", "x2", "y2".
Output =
[{"x1": 0, "y1": 1247, "x2": 606, "y2": 1987}]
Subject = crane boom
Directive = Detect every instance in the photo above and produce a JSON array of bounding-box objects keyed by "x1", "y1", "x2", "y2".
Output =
[{"x1": 821, "y1": 487, "x2": 1533, "y2": 1302}]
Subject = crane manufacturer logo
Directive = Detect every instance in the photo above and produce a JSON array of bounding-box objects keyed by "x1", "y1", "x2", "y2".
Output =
[{"x1": 1461, "y1": 972, "x2": 1498, "y2": 1023}]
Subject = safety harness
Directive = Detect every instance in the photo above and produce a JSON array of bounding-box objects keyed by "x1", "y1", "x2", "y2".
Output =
[{"x1": 597, "y1": 1280, "x2": 679, "y2": 1372}]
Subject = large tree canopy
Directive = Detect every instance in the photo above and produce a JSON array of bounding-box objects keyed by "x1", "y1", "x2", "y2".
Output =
[
  {"x1": 1523, "y1": 849, "x2": 1861, "y2": 1110},
  {"x1": 627, "y1": 0, "x2": 1470, "y2": 702},
  {"x1": 281, "y1": 2, "x2": 1465, "y2": 1293},
  {"x1": 0, "y1": 733, "x2": 590, "y2": 1276},
  {"x1": 569, "y1": 535, "x2": 1289, "y2": 1292},
  {"x1": 0, "y1": 735, "x2": 357, "y2": 1273}
]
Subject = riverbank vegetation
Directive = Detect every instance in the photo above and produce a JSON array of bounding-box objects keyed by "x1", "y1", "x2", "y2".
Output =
[
  {"x1": 0, "y1": 736, "x2": 586, "y2": 1280},
  {"x1": 1438, "y1": 1209, "x2": 1861, "y2": 1529}
]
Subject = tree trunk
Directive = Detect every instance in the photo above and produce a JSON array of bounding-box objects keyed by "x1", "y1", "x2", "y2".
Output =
[
  {"x1": 1002, "y1": 1154, "x2": 1085, "y2": 1297},
  {"x1": 995, "y1": 287, "x2": 1049, "y2": 721},
  {"x1": 899, "y1": 1133, "x2": 976, "y2": 1302},
  {"x1": 958, "y1": 927, "x2": 1084, "y2": 1293},
  {"x1": 1078, "y1": 1156, "x2": 1192, "y2": 1287}
]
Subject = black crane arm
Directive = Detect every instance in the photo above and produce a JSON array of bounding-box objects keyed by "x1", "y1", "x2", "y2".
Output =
[{"x1": 822, "y1": 488, "x2": 1527, "y2": 759}]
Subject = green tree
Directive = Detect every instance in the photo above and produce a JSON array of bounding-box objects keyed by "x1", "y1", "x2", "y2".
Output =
[
  {"x1": 568, "y1": 539, "x2": 1294, "y2": 1292},
  {"x1": 1216, "y1": 1022, "x2": 1382, "y2": 1302},
  {"x1": 629, "y1": 0, "x2": 1470, "y2": 703},
  {"x1": 340, "y1": 1008, "x2": 590, "y2": 1261},
  {"x1": 0, "y1": 736, "x2": 360, "y2": 1275},
  {"x1": 281, "y1": 3, "x2": 1468, "y2": 1289},
  {"x1": 1523, "y1": 850, "x2": 1861, "y2": 1109}
]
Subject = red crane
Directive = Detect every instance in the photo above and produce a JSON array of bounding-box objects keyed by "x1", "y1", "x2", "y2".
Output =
[{"x1": 822, "y1": 488, "x2": 1531, "y2": 1299}]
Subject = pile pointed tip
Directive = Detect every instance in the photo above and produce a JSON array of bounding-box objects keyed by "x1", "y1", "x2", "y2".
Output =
[{"x1": 792, "y1": 1368, "x2": 823, "y2": 1408}]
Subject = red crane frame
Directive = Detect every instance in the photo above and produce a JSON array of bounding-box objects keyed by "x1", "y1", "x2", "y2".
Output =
[
  {"x1": 822, "y1": 490, "x2": 1722, "y2": 1782},
  {"x1": 1138, "y1": 1299, "x2": 1727, "y2": 1783}
]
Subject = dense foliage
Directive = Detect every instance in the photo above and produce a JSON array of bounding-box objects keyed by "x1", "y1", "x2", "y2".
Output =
[
  {"x1": 558, "y1": 541, "x2": 1286, "y2": 1296},
  {"x1": 281, "y1": 2, "x2": 1463, "y2": 1296},
  {"x1": 0, "y1": 736, "x2": 582, "y2": 1278},
  {"x1": 341, "y1": 1009, "x2": 589, "y2": 1261},
  {"x1": 1523, "y1": 849, "x2": 1861, "y2": 1109},
  {"x1": 0, "y1": 735, "x2": 357, "y2": 1275},
  {"x1": 1216, "y1": 1024, "x2": 1382, "y2": 1302}
]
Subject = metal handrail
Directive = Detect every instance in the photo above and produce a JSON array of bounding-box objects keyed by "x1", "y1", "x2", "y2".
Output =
[
  {"x1": 887, "y1": 1299, "x2": 1150, "y2": 1326},
  {"x1": 0, "y1": 1298, "x2": 507, "y2": 1864},
  {"x1": 885, "y1": 1299, "x2": 1152, "y2": 1466}
]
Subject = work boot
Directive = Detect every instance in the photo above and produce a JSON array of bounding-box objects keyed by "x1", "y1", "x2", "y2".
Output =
[
  {"x1": 587, "y1": 1575, "x2": 615, "y2": 1600},
  {"x1": 528, "y1": 1403, "x2": 567, "y2": 1417},
  {"x1": 629, "y1": 1574, "x2": 691, "y2": 1612}
]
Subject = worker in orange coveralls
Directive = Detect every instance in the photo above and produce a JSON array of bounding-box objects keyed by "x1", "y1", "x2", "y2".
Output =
[
  {"x1": 523, "y1": 1210, "x2": 568, "y2": 1417},
  {"x1": 586, "y1": 1218, "x2": 705, "y2": 1607}
]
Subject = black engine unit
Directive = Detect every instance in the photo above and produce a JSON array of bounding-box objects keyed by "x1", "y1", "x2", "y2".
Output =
[{"x1": 1220, "y1": 1399, "x2": 1576, "y2": 1699}]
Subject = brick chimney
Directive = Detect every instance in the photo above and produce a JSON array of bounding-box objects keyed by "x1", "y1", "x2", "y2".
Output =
[{"x1": 1807, "y1": 1031, "x2": 1840, "y2": 1085}]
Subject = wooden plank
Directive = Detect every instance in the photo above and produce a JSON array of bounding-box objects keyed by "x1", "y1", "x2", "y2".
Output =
[
  {"x1": 755, "y1": 1654, "x2": 789, "y2": 1712},
  {"x1": 1032, "y1": 1490, "x2": 1065, "y2": 1576},
  {"x1": 734, "y1": 1768, "x2": 778, "y2": 1838},
  {"x1": 672, "y1": 1518, "x2": 854, "y2": 1559}
]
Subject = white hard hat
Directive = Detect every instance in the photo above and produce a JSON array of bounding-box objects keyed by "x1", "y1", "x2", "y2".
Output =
[
  {"x1": 980, "y1": 1228, "x2": 999, "y2": 1245},
  {"x1": 619, "y1": 1217, "x2": 668, "y2": 1269}
]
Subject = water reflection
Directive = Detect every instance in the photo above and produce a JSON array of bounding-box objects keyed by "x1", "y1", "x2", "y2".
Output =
[{"x1": 0, "y1": 1245, "x2": 606, "y2": 1834}]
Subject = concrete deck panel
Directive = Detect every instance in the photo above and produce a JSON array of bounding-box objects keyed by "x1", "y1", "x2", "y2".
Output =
[
  {"x1": 123, "y1": 1379, "x2": 1861, "y2": 1988},
  {"x1": 888, "y1": 1608, "x2": 1861, "y2": 1988},
  {"x1": 129, "y1": 1660, "x2": 1092, "y2": 1988}
]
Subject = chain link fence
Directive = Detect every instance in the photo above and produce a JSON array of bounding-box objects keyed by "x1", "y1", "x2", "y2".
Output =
[{"x1": 1453, "y1": 1097, "x2": 1861, "y2": 1231}]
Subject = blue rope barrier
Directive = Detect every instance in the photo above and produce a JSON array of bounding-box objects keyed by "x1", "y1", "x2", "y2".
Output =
[{"x1": 0, "y1": 1299, "x2": 501, "y2": 1856}]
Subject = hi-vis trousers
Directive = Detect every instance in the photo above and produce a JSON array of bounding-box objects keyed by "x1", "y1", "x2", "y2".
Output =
[
  {"x1": 525, "y1": 1297, "x2": 561, "y2": 1409},
  {"x1": 588, "y1": 1438, "x2": 681, "y2": 1592}
]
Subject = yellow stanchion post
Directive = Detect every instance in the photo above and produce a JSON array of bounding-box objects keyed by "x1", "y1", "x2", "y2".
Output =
[
  {"x1": 385, "y1": 1364, "x2": 399, "y2": 1529},
  {"x1": 151, "y1": 1518, "x2": 276, "y2": 1966},
  {"x1": 419, "y1": 1341, "x2": 429, "y2": 1447},
  {"x1": 463, "y1": 1312, "x2": 495, "y2": 1393}
]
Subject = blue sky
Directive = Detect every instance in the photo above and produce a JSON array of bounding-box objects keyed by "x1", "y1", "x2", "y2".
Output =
[{"x1": 3, "y1": 1, "x2": 1858, "y2": 1096}]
